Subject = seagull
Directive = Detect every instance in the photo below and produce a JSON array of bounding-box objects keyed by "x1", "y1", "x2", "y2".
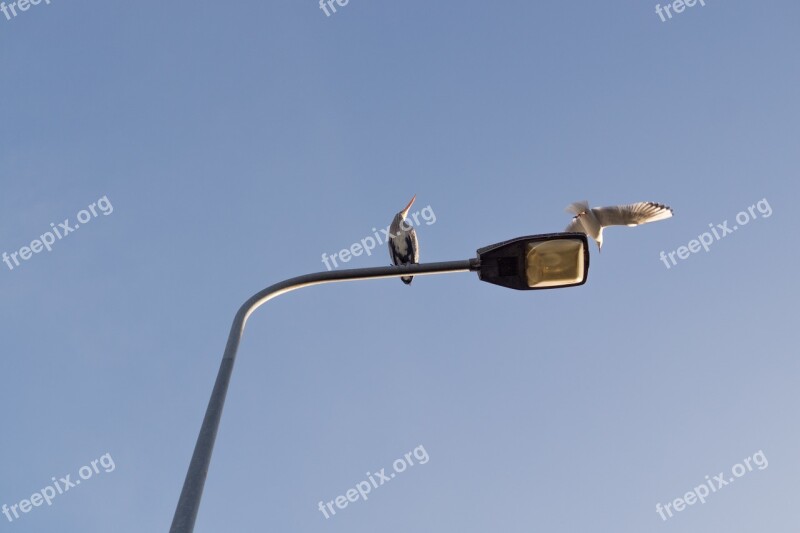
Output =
[
  {"x1": 564, "y1": 200, "x2": 673, "y2": 252},
  {"x1": 388, "y1": 195, "x2": 420, "y2": 284}
]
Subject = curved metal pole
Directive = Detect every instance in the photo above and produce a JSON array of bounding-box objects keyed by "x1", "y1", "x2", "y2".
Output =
[{"x1": 169, "y1": 259, "x2": 479, "y2": 533}]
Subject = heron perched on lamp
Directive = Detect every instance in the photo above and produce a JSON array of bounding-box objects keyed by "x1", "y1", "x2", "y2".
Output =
[{"x1": 388, "y1": 195, "x2": 420, "y2": 284}]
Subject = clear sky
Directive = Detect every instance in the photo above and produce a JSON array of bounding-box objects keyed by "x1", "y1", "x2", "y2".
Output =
[{"x1": 1, "y1": 1, "x2": 798, "y2": 531}]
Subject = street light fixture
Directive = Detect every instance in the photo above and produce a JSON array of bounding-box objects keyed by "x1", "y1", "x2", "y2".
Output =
[
  {"x1": 477, "y1": 233, "x2": 589, "y2": 290},
  {"x1": 169, "y1": 232, "x2": 590, "y2": 533}
]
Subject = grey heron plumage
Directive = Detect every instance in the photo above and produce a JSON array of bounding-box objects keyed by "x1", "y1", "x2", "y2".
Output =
[{"x1": 388, "y1": 195, "x2": 419, "y2": 284}]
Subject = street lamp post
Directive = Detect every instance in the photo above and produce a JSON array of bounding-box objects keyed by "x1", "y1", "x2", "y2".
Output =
[{"x1": 169, "y1": 233, "x2": 590, "y2": 533}]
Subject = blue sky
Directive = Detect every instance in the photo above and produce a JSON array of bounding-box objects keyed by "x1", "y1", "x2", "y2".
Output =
[{"x1": 1, "y1": 1, "x2": 798, "y2": 531}]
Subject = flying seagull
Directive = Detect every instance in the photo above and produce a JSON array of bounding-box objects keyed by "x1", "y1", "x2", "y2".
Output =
[
  {"x1": 564, "y1": 200, "x2": 673, "y2": 252},
  {"x1": 388, "y1": 195, "x2": 420, "y2": 284}
]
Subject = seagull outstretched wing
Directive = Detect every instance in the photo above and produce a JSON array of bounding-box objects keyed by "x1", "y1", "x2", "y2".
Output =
[{"x1": 593, "y1": 202, "x2": 673, "y2": 228}]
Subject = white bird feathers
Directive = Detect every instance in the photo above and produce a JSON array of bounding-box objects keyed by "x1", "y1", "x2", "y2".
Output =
[
  {"x1": 565, "y1": 200, "x2": 673, "y2": 251},
  {"x1": 383, "y1": 196, "x2": 672, "y2": 285}
]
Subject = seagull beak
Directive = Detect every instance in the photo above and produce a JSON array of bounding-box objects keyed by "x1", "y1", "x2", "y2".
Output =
[{"x1": 401, "y1": 194, "x2": 416, "y2": 217}]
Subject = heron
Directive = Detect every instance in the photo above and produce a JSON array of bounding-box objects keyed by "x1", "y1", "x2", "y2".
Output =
[
  {"x1": 565, "y1": 200, "x2": 673, "y2": 252},
  {"x1": 388, "y1": 194, "x2": 420, "y2": 284}
]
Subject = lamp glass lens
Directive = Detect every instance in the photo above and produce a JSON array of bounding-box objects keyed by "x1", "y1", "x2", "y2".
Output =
[{"x1": 525, "y1": 239, "x2": 585, "y2": 288}]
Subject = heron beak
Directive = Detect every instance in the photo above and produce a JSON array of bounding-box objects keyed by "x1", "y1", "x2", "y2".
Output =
[{"x1": 401, "y1": 194, "x2": 417, "y2": 217}]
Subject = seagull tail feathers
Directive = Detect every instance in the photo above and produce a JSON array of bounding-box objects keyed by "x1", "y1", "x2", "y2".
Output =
[{"x1": 565, "y1": 200, "x2": 589, "y2": 215}]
